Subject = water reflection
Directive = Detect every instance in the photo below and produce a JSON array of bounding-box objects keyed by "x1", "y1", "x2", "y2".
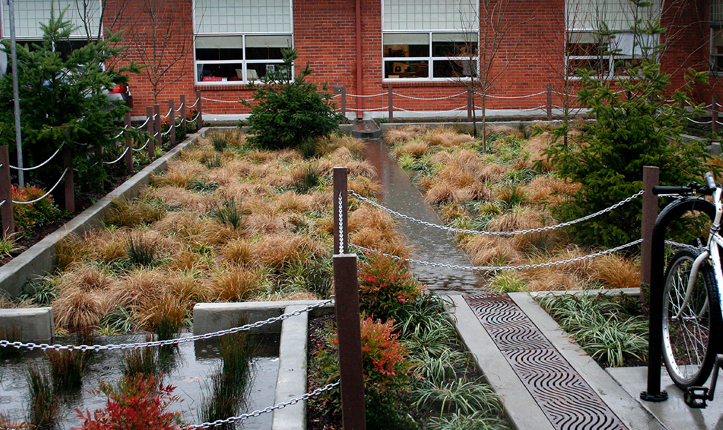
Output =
[{"x1": 362, "y1": 138, "x2": 487, "y2": 294}]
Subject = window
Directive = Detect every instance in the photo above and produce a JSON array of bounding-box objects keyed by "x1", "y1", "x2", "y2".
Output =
[
  {"x1": 1, "y1": 0, "x2": 101, "y2": 39},
  {"x1": 194, "y1": 0, "x2": 292, "y2": 84},
  {"x1": 711, "y1": 1, "x2": 723, "y2": 74},
  {"x1": 566, "y1": 0, "x2": 657, "y2": 78},
  {"x1": 382, "y1": 1, "x2": 478, "y2": 80}
]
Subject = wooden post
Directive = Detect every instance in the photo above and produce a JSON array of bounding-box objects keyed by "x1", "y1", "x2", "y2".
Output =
[
  {"x1": 467, "y1": 88, "x2": 473, "y2": 122},
  {"x1": 196, "y1": 90, "x2": 203, "y2": 132},
  {"x1": 0, "y1": 146, "x2": 14, "y2": 236},
  {"x1": 388, "y1": 86, "x2": 394, "y2": 123},
  {"x1": 146, "y1": 106, "x2": 155, "y2": 161},
  {"x1": 124, "y1": 113, "x2": 132, "y2": 175},
  {"x1": 63, "y1": 145, "x2": 75, "y2": 213},
  {"x1": 334, "y1": 253, "x2": 366, "y2": 430},
  {"x1": 546, "y1": 84, "x2": 552, "y2": 121},
  {"x1": 713, "y1": 94, "x2": 719, "y2": 137},
  {"x1": 640, "y1": 165, "x2": 659, "y2": 299},
  {"x1": 154, "y1": 104, "x2": 161, "y2": 153},
  {"x1": 333, "y1": 167, "x2": 349, "y2": 255},
  {"x1": 341, "y1": 87, "x2": 347, "y2": 121},
  {"x1": 169, "y1": 100, "x2": 176, "y2": 147},
  {"x1": 180, "y1": 94, "x2": 187, "y2": 127}
]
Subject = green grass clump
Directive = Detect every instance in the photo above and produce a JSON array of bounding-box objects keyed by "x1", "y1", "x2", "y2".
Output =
[
  {"x1": 26, "y1": 364, "x2": 58, "y2": 428},
  {"x1": 538, "y1": 293, "x2": 648, "y2": 367}
]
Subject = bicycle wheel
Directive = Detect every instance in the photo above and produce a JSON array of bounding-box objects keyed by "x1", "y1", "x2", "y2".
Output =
[{"x1": 662, "y1": 247, "x2": 721, "y2": 388}]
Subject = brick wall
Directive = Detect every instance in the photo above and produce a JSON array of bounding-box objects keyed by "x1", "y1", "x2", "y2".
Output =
[{"x1": 90, "y1": 0, "x2": 720, "y2": 118}]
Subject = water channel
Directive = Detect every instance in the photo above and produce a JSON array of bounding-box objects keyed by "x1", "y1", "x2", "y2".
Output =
[
  {"x1": 0, "y1": 334, "x2": 279, "y2": 429},
  {"x1": 362, "y1": 138, "x2": 487, "y2": 295}
]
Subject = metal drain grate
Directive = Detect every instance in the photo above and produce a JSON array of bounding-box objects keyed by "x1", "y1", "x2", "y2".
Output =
[{"x1": 465, "y1": 294, "x2": 628, "y2": 430}]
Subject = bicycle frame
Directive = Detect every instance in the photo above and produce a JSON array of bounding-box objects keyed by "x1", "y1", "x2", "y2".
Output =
[{"x1": 674, "y1": 185, "x2": 723, "y2": 321}]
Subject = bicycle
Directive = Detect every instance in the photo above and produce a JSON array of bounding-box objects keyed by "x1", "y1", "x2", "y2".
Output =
[{"x1": 654, "y1": 172, "x2": 723, "y2": 408}]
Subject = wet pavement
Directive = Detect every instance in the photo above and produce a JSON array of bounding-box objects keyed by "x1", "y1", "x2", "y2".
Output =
[{"x1": 361, "y1": 138, "x2": 486, "y2": 295}]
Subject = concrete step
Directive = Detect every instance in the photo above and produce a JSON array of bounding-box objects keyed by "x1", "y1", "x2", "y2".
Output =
[{"x1": 351, "y1": 119, "x2": 382, "y2": 139}]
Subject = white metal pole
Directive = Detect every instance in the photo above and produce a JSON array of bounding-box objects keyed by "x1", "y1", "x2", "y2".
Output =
[{"x1": 8, "y1": 0, "x2": 23, "y2": 186}]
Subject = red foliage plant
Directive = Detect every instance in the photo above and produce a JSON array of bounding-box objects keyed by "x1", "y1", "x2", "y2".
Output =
[
  {"x1": 74, "y1": 374, "x2": 183, "y2": 430},
  {"x1": 358, "y1": 252, "x2": 424, "y2": 321}
]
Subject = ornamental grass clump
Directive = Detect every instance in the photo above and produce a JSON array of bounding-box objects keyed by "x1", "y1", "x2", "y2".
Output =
[{"x1": 26, "y1": 364, "x2": 58, "y2": 428}]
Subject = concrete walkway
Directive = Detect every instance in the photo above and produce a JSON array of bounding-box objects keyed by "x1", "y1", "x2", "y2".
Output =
[{"x1": 450, "y1": 292, "x2": 723, "y2": 430}]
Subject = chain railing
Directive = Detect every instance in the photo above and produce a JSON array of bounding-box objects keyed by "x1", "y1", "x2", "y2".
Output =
[
  {"x1": 350, "y1": 240, "x2": 643, "y2": 272},
  {"x1": 349, "y1": 189, "x2": 645, "y2": 236},
  {"x1": 12, "y1": 168, "x2": 69, "y2": 205},
  {"x1": 0, "y1": 300, "x2": 333, "y2": 352},
  {"x1": 185, "y1": 381, "x2": 340, "y2": 429},
  {"x1": 9, "y1": 144, "x2": 63, "y2": 172}
]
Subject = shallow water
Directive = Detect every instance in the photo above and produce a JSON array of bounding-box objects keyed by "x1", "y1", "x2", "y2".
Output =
[
  {"x1": 0, "y1": 333, "x2": 279, "y2": 429},
  {"x1": 362, "y1": 139, "x2": 486, "y2": 294}
]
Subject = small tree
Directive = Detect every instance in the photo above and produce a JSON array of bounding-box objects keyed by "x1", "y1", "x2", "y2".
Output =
[
  {"x1": 0, "y1": 10, "x2": 142, "y2": 192},
  {"x1": 543, "y1": 10, "x2": 712, "y2": 248},
  {"x1": 241, "y1": 49, "x2": 343, "y2": 150}
]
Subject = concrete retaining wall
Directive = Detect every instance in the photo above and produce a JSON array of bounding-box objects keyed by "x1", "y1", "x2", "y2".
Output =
[
  {"x1": 0, "y1": 132, "x2": 202, "y2": 298},
  {"x1": 0, "y1": 307, "x2": 53, "y2": 343}
]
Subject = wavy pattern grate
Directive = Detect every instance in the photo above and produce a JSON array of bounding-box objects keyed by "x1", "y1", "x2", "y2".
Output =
[{"x1": 465, "y1": 293, "x2": 628, "y2": 430}]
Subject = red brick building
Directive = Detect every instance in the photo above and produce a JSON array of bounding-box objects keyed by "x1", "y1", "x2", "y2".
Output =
[{"x1": 0, "y1": 0, "x2": 720, "y2": 121}]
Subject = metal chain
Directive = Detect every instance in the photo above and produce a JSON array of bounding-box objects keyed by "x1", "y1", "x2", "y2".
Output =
[
  {"x1": 185, "y1": 381, "x2": 340, "y2": 429},
  {"x1": 351, "y1": 240, "x2": 642, "y2": 271},
  {"x1": 132, "y1": 138, "x2": 151, "y2": 152},
  {"x1": 392, "y1": 91, "x2": 466, "y2": 101},
  {"x1": 347, "y1": 92, "x2": 386, "y2": 98},
  {"x1": 348, "y1": 190, "x2": 644, "y2": 236},
  {"x1": 103, "y1": 146, "x2": 131, "y2": 165},
  {"x1": 478, "y1": 90, "x2": 546, "y2": 99},
  {"x1": 133, "y1": 117, "x2": 151, "y2": 129},
  {"x1": 9, "y1": 144, "x2": 63, "y2": 171},
  {"x1": 190, "y1": 111, "x2": 201, "y2": 122},
  {"x1": 161, "y1": 107, "x2": 173, "y2": 119},
  {"x1": 13, "y1": 169, "x2": 69, "y2": 205},
  {"x1": 188, "y1": 97, "x2": 200, "y2": 109},
  {"x1": 0, "y1": 300, "x2": 333, "y2": 351},
  {"x1": 338, "y1": 192, "x2": 344, "y2": 254}
]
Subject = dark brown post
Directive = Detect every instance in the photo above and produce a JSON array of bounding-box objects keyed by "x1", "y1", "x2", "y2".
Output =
[
  {"x1": 180, "y1": 94, "x2": 187, "y2": 127},
  {"x1": 124, "y1": 113, "x2": 132, "y2": 175},
  {"x1": 467, "y1": 88, "x2": 473, "y2": 122},
  {"x1": 341, "y1": 87, "x2": 347, "y2": 121},
  {"x1": 196, "y1": 90, "x2": 203, "y2": 132},
  {"x1": 640, "y1": 165, "x2": 659, "y2": 299},
  {"x1": 154, "y1": 104, "x2": 161, "y2": 152},
  {"x1": 713, "y1": 94, "x2": 719, "y2": 136},
  {"x1": 546, "y1": 84, "x2": 552, "y2": 121},
  {"x1": 145, "y1": 107, "x2": 155, "y2": 161},
  {"x1": 334, "y1": 253, "x2": 366, "y2": 430},
  {"x1": 0, "y1": 146, "x2": 14, "y2": 236},
  {"x1": 333, "y1": 167, "x2": 349, "y2": 255},
  {"x1": 169, "y1": 100, "x2": 176, "y2": 147},
  {"x1": 63, "y1": 145, "x2": 75, "y2": 213},
  {"x1": 388, "y1": 86, "x2": 394, "y2": 123}
]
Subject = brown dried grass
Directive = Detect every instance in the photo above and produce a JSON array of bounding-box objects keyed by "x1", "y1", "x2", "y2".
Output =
[
  {"x1": 54, "y1": 233, "x2": 92, "y2": 271},
  {"x1": 134, "y1": 293, "x2": 190, "y2": 333},
  {"x1": 521, "y1": 266, "x2": 587, "y2": 291},
  {"x1": 145, "y1": 186, "x2": 216, "y2": 212},
  {"x1": 348, "y1": 176, "x2": 383, "y2": 198},
  {"x1": 57, "y1": 264, "x2": 116, "y2": 294},
  {"x1": 486, "y1": 125, "x2": 524, "y2": 139},
  {"x1": 425, "y1": 127, "x2": 475, "y2": 147},
  {"x1": 275, "y1": 191, "x2": 315, "y2": 213},
  {"x1": 53, "y1": 287, "x2": 110, "y2": 331},
  {"x1": 461, "y1": 235, "x2": 524, "y2": 267},
  {"x1": 154, "y1": 212, "x2": 227, "y2": 246},
  {"x1": 151, "y1": 160, "x2": 206, "y2": 188},
  {"x1": 221, "y1": 239, "x2": 255, "y2": 266},
  {"x1": 208, "y1": 267, "x2": 265, "y2": 302},
  {"x1": 525, "y1": 175, "x2": 579, "y2": 205},
  {"x1": 104, "y1": 197, "x2": 166, "y2": 227},
  {"x1": 590, "y1": 254, "x2": 641, "y2": 290},
  {"x1": 111, "y1": 268, "x2": 168, "y2": 309},
  {"x1": 392, "y1": 140, "x2": 430, "y2": 158},
  {"x1": 251, "y1": 234, "x2": 326, "y2": 269},
  {"x1": 164, "y1": 271, "x2": 210, "y2": 304},
  {"x1": 383, "y1": 125, "x2": 430, "y2": 144}
]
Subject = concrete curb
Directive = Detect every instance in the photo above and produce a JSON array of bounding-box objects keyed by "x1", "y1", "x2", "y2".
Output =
[
  {"x1": 0, "y1": 307, "x2": 53, "y2": 342},
  {"x1": 0, "y1": 131, "x2": 202, "y2": 298},
  {"x1": 508, "y1": 292, "x2": 665, "y2": 430},
  {"x1": 272, "y1": 305, "x2": 311, "y2": 430},
  {"x1": 449, "y1": 295, "x2": 554, "y2": 430}
]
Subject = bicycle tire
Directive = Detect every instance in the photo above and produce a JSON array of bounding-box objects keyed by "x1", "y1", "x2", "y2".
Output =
[{"x1": 662, "y1": 247, "x2": 722, "y2": 388}]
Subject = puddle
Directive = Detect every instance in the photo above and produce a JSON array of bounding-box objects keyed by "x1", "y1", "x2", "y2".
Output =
[
  {"x1": 0, "y1": 333, "x2": 279, "y2": 429},
  {"x1": 362, "y1": 139, "x2": 486, "y2": 294}
]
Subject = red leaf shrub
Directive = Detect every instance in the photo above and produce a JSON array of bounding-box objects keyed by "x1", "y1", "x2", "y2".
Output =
[
  {"x1": 358, "y1": 252, "x2": 423, "y2": 322},
  {"x1": 11, "y1": 185, "x2": 60, "y2": 235},
  {"x1": 74, "y1": 374, "x2": 183, "y2": 430}
]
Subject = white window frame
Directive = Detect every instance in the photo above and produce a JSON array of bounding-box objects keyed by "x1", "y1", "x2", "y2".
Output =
[
  {"x1": 0, "y1": 0, "x2": 103, "y2": 40},
  {"x1": 382, "y1": 30, "x2": 479, "y2": 81},
  {"x1": 381, "y1": 0, "x2": 479, "y2": 82},
  {"x1": 565, "y1": 0, "x2": 658, "y2": 79},
  {"x1": 192, "y1": 0, "x2": 293, "y2": 86},
  {"x1": 711, "y1": 1, "x2": 723, "y2": 75}
]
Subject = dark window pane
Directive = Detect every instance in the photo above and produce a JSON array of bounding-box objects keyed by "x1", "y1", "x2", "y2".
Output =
[
  {"x1": 246, "y1": 47, "x2": 284, "y2": 60},
  {"x1": 568, "y1": 57, "x2": 609, "y2": 76},
  {"x1": 383, "y1": 43, "x2": 429, "y2": 57},
  {"x1": 433, "y1": 58, "x2": 476, "y2": 78},
  {"x1": 196, "y1": 48, "x2": 243, "y2": 61},
  {"x1": 196, "y1": 48, "x2": 220, "y2": 61},
  {"x1": 384, "y1": 60, "x2": 428, "y2": 78},
  {"x1": 199, "y1": 63, "x2": 243, "y2": 81},
  {"x1": 432, "y1": 41, "x2": 477, "y2": 57}
]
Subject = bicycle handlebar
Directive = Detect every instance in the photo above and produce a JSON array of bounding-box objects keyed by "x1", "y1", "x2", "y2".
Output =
[
  {"x1": 706, "y1": 172, "x2": 717, "y2": 189},
  {"x1": 652, "y1": 173, "x2": 718, "y2": 196},
  {"x1": 652, "y1": 186, "x2": 694, "y2": 196}
]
